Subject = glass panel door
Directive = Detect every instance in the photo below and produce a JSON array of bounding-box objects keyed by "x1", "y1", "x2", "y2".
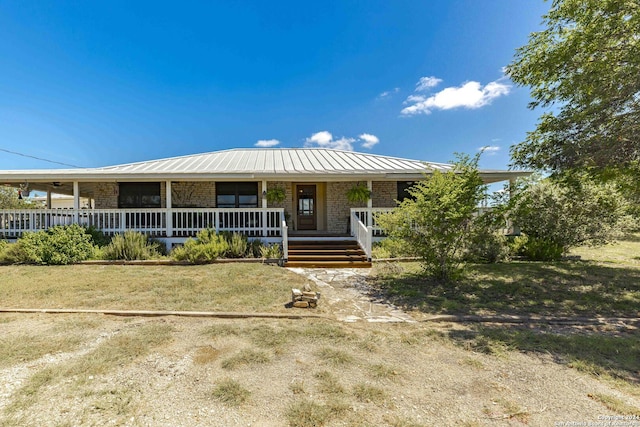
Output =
[{"x1": 296, "y1": 185, "x2": 316, "y2": 230}]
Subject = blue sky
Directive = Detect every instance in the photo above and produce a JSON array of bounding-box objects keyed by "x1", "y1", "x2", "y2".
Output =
[{"x1": 0, "y1": 1, "x2": 549, "y2": 171}]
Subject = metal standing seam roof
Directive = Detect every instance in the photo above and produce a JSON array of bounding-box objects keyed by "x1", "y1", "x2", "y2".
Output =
[
  {"x1": 0, "y1": 148, "x2": 529, "y2": 184},
  {"x1": 94, "y1": 148, "x2": 454, "y2": 175}
]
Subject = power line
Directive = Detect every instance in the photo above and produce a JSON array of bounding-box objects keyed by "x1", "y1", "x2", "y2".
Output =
[{"x1": 0, "y1": 147, "x2": 85, "y2": 168}]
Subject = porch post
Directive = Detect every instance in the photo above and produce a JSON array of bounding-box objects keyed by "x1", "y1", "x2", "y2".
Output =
[
  {"x1": 73, "y1": 181, "x2": 80, "y2": 225},
  {"x1": 166, "y1": 181, "x2": 173, "y2": 238},
  {"x1": 46, "y1": 190, "x2": 52, "y2": 228},
  {"x1": 262, "y1": 180, "x2": 268, "y2": 237},
  {"x1": 508, "y1": 178, "x2": 516, "y2": 234},
  {"x1": 262, "y1": 180, "x2": 268, "y2": 208},
  {"x1": 367, "y1": 180, "x2": 373, "y2": 226}
]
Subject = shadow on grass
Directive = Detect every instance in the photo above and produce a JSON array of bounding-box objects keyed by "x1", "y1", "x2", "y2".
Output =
[
  {"x1": 446, "y1": 325, "x2": 640, "y2": 386},
  {"x1": 368, "y1": 261, "x2": 640, "y2": 317}
]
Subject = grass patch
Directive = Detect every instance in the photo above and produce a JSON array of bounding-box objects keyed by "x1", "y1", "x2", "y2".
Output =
[
  {"x1": 459, "y1": 357, "x2": 485, "y2": 370},
  {"x1": 0, "y1": 318, "x2": 101, "y2": 369},
  {"x1": 200, "y1": 323, "x2": 241, "y2": 338},
  {"x1": 315, "y1": 347, "x2": 354, "y2": 365},
  {"x1": 220, "y1": 348, "x2": 270, "y2": 369},
  {"x1": 449, "y1": 326, "x2": 640, "y2": 387},
  {"x1": 383, "y1": 415, "x2": 426, "y2": 427},
  {"x1": 0, "y1": 333, "x2": 83, "y2": 369},
  {"x1": 0, "y1": 263, "x2": 307, "y2": 312},
  {"x1": 483, "y1": 399, "x2": 530, "y2": 423},
  {"x1": 304, "y1": 322, "x2": 351, "y2": 341},
  {"x1": 87, "y1": 388, "x2": 135, "y2": 417},
  {"x1": 289, "y1": 379, "x2": 306, "y2": 395},
  {"x1": 285, "y1": 398, "x2": 349, "y2": 427},
  {"x1": 210, "y1": 379, "x2": 250, "y2": 406},
  {"x1": 352, "y1": 383, "x2": 386, "y2": 404},
  {"x1": 314, "y1": 370, "x2": 345, "y2": 395},
  {"x1": 6, "y1": 322, "x2": 173, "y2": 413},
  {"x1": 248, "y1": 323, "x2": 291, "y2": 348},
  {"x1": 368, "y1": 363, "x2": 401, "y2": 381},
  {"x1": 588, "y1": 393, "x2": 640, "y2": 415}
]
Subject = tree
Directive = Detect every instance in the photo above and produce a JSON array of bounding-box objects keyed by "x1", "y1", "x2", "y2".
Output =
[
  {"x1": 0, "y1": 186, "x2": 37, "y2": 209},
  {"x1": 376, "y1": 154, "x2": 486, "y2": 282},
  {"x1": 508, "y1": 175, "x2": 634, "y2": 260},
  {"x1": 506, "y1": 0, "x2": 640, "y2": 172}
]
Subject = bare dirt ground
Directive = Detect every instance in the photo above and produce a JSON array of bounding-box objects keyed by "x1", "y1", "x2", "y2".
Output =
[{"x1": 1, "y1": 268, "x2": 639, "y2": 426}]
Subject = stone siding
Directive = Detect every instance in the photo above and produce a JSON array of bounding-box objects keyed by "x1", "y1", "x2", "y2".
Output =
[
  {"x1": 372, "y1": 181, "x2": 397, "y2": 208},
  {"x1": 93, "y1": 183, "x2": 119, "y2": 209},
  {"x1": 171, "y1": 182, "x2": 215, "y2": 208},
  {"x1": 326, "y1": 181, "x2": 366, "y2": 234},
  {"x1": 266, "y1": 181, "x2": 293, "y2": 213}
]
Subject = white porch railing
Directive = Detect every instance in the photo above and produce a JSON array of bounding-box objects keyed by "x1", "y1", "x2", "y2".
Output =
[
  {"x1": 350, "y1": 208, "x2": 393, "y2": 237},
  {"x1": 350, "y1": 211, "x2": 373, "y2": 260},
  {"x1": 0, "y1": 208, "x2": 287, "y2": 239}
]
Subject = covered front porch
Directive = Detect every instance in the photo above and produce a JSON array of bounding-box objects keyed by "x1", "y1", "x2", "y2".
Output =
[{"x1": 0, "y1": 206, "x2": 391, "y2": 263}]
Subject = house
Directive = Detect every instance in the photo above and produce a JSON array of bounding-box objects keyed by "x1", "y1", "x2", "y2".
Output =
[
  {"x1": 0, "y1": 148, "x2": 527, "y2": 265},
  {"x1": 29, "y1": 194, "x2": 91, "y2": 209}
]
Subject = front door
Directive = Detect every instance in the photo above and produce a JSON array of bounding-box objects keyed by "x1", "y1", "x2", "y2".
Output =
[{"x1": 296, "y1": 185, "x2": 317, "y2": 230}]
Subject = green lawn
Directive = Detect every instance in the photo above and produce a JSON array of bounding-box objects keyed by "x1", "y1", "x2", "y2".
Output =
[
  {"x1": 0, "y1": 263, "x2": 308, "y2": 313},
  {"x1": 369, "y1": 235, "x2": 640, "y2": 318},
  {"x1": 368, "y1": 235, "x2": 640, "y2": 395}
]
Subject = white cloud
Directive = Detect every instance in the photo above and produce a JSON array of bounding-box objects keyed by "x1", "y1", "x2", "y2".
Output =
[
  {"x1": 305, "y1": 131, "x2": 334, "y2": 146},
  {"x1": 480, "y1": 145, "x2": 500, "y2": 155},
  {"x1": 401, "y1": 79, "x2": 510, "y2": 116},
  {"x1": 304, "y1": 131, "x2": 380, "y2": 151},
  {"x1": 359, "y1": 133, "x2": 379, "y2": 149},
  {"x1": 416, "y1": 76, "x2": 442, "y2": 92},
  {"x1": 255, "y1": 139, "x2": 280, "y2": 148},
  {"x1": 404, "y1": 94, "x2": 426, "y2": 104},
  {"x1": 377, "y1": 87, "x2": 400, "y2": 99},
  {"x1": 304, "y1": 131, "x2": 355, "y2": 151}
]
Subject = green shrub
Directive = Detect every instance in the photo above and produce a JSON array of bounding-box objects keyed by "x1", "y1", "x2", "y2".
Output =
[
  {"x1": 102, "y1": 231, "x2": 162, "y2": 260},
  {"x1": 376, "y1": 154, "x2": 486, "y2": 282},
  {"x1": 259, "y1": 243, "x2": 282, "y2": 259},
  {"x1": 224, "y1": 232, "x2": 248, "y2": 258},
  {"x1": 1, "y1": 225, "x2": 95, "y2": 265},
  {"x1": 372, "y1": 238, "x2": 417, "y2": 259},
  {"x1": 171, "y1": 229, "x2": 229, "y2": 263},
  {"x1": 513, "y1": 235, "x2": 563, "y2": 261},
  {"x1": 84, "y1": 226, "x2": 111, "y2": 247},
  {"x1": 0, "y1": 239, "x2": 8, "y2": 259},
  {"x1": 464, "y1": 229, "x2": 510, "y2": 263},
  {"x1": 248, "y1": 239, "x2": 265, "y2": 258},
  {"x1": 1, "y1": 237, "x2": 44, "y2": 264},
  {"x1": 508, "y1": 177, "x2": 633, "y2": 255}
]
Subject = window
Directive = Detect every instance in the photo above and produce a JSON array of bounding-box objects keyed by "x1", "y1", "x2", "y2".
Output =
[
  {"x1": 397, "y1": 181, "x2": 416, "y2": 203},
  {"x1": 118, "y1": 183, "x2": 161, "y2": 208},
  {"x1": 216, "y1": 182, "x2": 258, "y2": 208}
]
